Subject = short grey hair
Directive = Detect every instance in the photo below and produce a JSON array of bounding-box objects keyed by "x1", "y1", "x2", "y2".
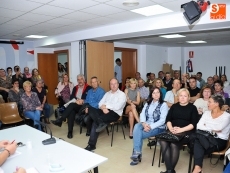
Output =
[{"x1": 77, "y1": 74, "x2": 85, "y2": 81}]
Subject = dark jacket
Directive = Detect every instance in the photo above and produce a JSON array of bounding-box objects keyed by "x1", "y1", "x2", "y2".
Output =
[{"x1": 70, "y1": 84, "x2": 91, "y2": 100}]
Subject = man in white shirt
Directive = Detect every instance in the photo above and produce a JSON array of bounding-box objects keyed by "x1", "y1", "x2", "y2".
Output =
[
  {"x1": 114, "y1": 58, "x2": 122, "y2": 89},
  {"x1": 164, "y1": 79, "x2": 181, "y2": 108},
  {"x1": 85, "y1": 78, "x2": 126, "y2": 151}
]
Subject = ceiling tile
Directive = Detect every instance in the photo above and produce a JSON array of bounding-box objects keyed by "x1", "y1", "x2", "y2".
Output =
[
  {"x1": 33, "y1": 22, "x2": 65, "y2": 29},
  {"x1": 31, "y1": 5, "x2": 74, "y2": 17},
  {"x1": 87, "y1": 17, "x2": 119, "y2": 25},
  {"x1": 45, "y1": 18, "x2": 80, "y2": 25},
  {"x1": 105, "y1": 0, "x2": 156, "y2": 10},
  {"x1": 62, "y1": 11, "x2": 100, "y2": 21},
  {"x1": 150, "y1": 0, "x2": 176, "y2": 4},
  {"x1": 0, "y1": 8, "x2": 26, "y2": 18},
  {"x1": 93, "y1": 0, "x2": 112, "y2": 2},
  {"x1": 161, "y1": 0, "x2": 188, "y2": 12},
  {"x1": 107, "y1": 11, "x2": 145, "y2": 21},
  {"x1": 0, "y1": 17, "x2": 12, "y2": 25},
  {"x1": 0, "y1": 0, "x2": 43, "y2": 12},
  {"x1": 27, "y1": 0, "x2": 54, "y2": 3},
  {"x1": 80, "y1": 4, "x2": 125, "y2": 16},
  {"x1": 4, "y1": 19, "x2": 41, "y2": 27},
  {"x1": 48, "y1": 0, "x2": 100, "y2": 10},
  {"x1": 17, "y1": 13, "x2": 56, "y2": 22}
]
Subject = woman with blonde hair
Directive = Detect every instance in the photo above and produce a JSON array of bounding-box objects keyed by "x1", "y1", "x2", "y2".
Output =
[
  {"x1": 31, "y1": 68, "x2": 43, "y2": 86},
  {"x1": 21, "y1": 81, "x2": 42, "y2": 130},
  {"x1": 124, "y1": 78, "x2": 140, "y2": 139},
  {"x1": 159, "y1": 88, "x2": 199, "y2": 173},
  {"x1": 153, "y1": 78, "x2": 167, "y2": 99}
]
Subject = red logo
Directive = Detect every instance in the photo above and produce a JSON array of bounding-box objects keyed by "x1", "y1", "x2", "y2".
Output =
[{"x1": 210, "y1": 4, "x2": 226, "y2": 20}]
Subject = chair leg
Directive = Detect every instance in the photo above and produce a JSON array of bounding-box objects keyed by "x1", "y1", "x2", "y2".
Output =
[
  {"x1": 80, "y1": 125, "x2": 82, "y2": 134},
  {"x1": 158, "y1": 146, "x2": 162, "y2": 167},
  {"x1": 188, "y1": 152, "x2": 193, "y2": 173},
  {"x1": 106, "y1": 126, "x2": 109, "y2": 136},
  {"x1": 121, "y1": 123, "x2": 126, "y2": 139},
  {"x1": 116, "y1": 123, "x2": 119, "y2": 132},
  {"x1": 111, "y1": 124, "x2": 115, "y2": 147},
  {"x1": 152, "y1": 140, "x2": 157, "y2": 166},
  {"x1": 148, "y1": 139, "x2": 152, "y2": 149}
]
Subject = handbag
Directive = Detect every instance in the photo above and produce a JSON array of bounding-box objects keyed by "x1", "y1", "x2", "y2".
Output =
[{"x1": 155, "y1": 130, "x2": 186, "y2": 142}]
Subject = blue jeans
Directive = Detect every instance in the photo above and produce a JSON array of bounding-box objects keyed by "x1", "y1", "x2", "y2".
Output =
[
  {"x1": 224, "y1": 163, "x2": 230, "y2": 173},
  {"x1": 43, "y1": 103, "x2": 51, "y2": 118},
  {"x1": 24, "y1": 110, "x2": 41, "y2": 130},
  {"x1": 133, "y1": 123, "x2": 165, "y2": 153}
]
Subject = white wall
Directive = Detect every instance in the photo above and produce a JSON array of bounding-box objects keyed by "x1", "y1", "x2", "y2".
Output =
[
  {"x1": 58, "y1": 53, "x2": 67, "y2": 65},
  {"x1": 168, "y1": 47, "x2": 182, "y2": 71}
]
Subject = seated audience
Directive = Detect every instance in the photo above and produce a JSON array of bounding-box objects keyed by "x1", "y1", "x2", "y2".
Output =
[
  {"x1": 206, "y1": 76, "x2": 214, "y2": 89},
  {"x1": 55, "y1": 74, "x2": 74, "y2": 105},
  {"x1": 124, "y1": 78, "x2": 140, "y2": 138},
  {"x1": 21, "y1": 81, "x2": 42, "y2": 130},
  {"x1": 221, "y1": 74, "x2": 229, "y2": 88},
  {"x1": 31, "y1": 68, "x2": 43, "y2": 86},
  {"x1": 188, "y1": 77, "x2": 200, "y2": 103},
  {"x1": 8, "y1": 79, "x2": 24, "y2": 114},
  {"x1": 173, "y1": 70, "x2": 180, "y2": 80},
  {"x1": 213, "y1": 75, "x2": 219, "y2": 82},
  {"x1": 153, "y1": 78, "x2": 167, "y2": 99},
  {"x1": 193, "y1": 86, "x2": 213, "y2": 117},
  {"x1": 6, "y1": 67, "x2": 12, "y2": 79},
  {"x1": 164, "y1": 79, "x2": 181, "y2": 108},
  {"x1": 12, "y1": 65, "x2": 24, "y2": 89},
  {"x1": 58, "y1": 63, "x2": 66, "y2": 82},
  {"x1": 164, "y1": 72, "x2": 173, "y2": 91},
  {"x1": 146, "y1": 72, "x2": 151, "y2": 81},
  {"x1": 144, "y1": 73, "x2": 155, "y2": 88},
  {"x1": 181, "y1": 73, "x2": 189, "y2": 89},
  {"x1": 138, "y1": 78, "x2": 149, "y2": 103},
  {"x1": 121, "y1": 77, "x2": 131, "y2": 92},
  {"x1": 192, "y1": 95, "x2": 230, "y2": 173},
  {"x1": 214, "y1": 80, "x2": 229, "y2": 98},
  {"x1": 23, "y1": 67, "x2": 32, "y2": 82},
  {"x1": 196, "y1": 72, "x2": 205, "y2": 89},
  {"x1": 135, "y1": 72, "x2": 141, "y2": 81},
  {"x1": 51, "y1": 74, "x2": 92, "y2": 138},
  {"x1": 158, "y1": 71, "x2": 165, "y2": 81},
  {"x1": 130, "y1": 87, "x2": 168, "y2": 165},
  {"x1": 0, "y1": 68, "x2": 12, "y2": 102},
  {"x1": 32, "y1": 80, "x2": 51, "y2": 124},
  {"x1": 160, "y1": 88, "x2": 198, "y2": 173},
  {"x1": 84, "y1": 78, "x2": 126, "y2": 151}
]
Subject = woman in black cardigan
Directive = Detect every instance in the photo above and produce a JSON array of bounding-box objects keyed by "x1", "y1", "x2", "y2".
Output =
[{"x1": 160, "y1": 88, "x2": 199, "y2": 173}]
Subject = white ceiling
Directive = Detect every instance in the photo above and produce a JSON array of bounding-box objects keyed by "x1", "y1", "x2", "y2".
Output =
[{"x1": 0, "y1": 0, "x2": 229, "y2": 47}]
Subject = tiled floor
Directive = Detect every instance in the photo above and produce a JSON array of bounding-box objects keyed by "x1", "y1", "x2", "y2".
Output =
[{"x1": 48, "y1": 113, "x2": 224, "y2": 173}]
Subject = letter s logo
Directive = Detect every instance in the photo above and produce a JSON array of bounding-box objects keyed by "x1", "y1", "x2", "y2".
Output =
[{"x1": 211, "y1": 4, "x2": 219, "y2": 13}]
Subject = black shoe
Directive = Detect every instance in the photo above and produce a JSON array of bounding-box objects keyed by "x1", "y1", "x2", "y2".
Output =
[
  {"x1": 34, "y1": 124, "x2": 39, "y2": 129},
  {"x1": 85, "y1": 144, "x2": 96, "y2": 151},
  {"x1": 129, "y1": 136, "x2": 133, "y2": 139},
  {"x1": 147, "y1": 140, "x2": 156, "y2": 147},
  {"x1": 67, "y1": 131, "x2": 73, "y2": 139},
  {"x1": 96, "y1": 123, "x2": 107, "y2": 132},
  {"x1": 86, "y1": 131, "x2": 90, "y2": 136},
  {"x1": 160, "y1": 170, "x2": 175, "y2": 173},
  {"x1": 51, "y1": 119, "x2": 62, "y2": 127}
]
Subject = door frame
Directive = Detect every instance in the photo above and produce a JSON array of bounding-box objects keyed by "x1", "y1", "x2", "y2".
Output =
[{"x1": 54, "y1": 49, "x2": 69, "y2": 75}]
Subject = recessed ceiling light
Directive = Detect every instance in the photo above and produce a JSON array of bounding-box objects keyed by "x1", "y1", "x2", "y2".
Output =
[
  {"x1": 25, "y1": 35, "x2": 47, "y2": 38},
  {"x1": 131, "y1": 5, "x2": 173, "y2": 16},
  {"x1": 186, "y1": 40, "x2": 207, "y2": 44},
  {"x1": 123, "y1": 0, "x2": 139, "y2": 7},
  {"x1": 159, "y1": 34, "x2": 186, "y2": 38}
]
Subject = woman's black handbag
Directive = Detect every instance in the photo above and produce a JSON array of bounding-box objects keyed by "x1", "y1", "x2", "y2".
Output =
[{"x1": 155, "y1": 130, "x2": 186, "y2": 142}]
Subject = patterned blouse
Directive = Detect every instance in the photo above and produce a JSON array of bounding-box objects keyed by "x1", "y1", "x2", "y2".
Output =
[
  {"x1": 0, "y1": 76, "x2": 12, "y2": 89},
  {"x1": 8, "y1": 89, "x2": 24, "y2": 104},
  {"x1": 21, "y1": 92, "x2": 41, "y2": 112},
  {"x1": 60, "y1": 85, "x2": 70, "y2": 103}
]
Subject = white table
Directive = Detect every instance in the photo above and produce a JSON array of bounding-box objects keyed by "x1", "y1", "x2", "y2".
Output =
[{"x1": 0, "y1": 125, "x2": 107, "y2": 173}]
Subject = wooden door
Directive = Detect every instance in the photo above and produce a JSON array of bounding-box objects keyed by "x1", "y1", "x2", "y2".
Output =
[
  {"x1": 121, "y1": 50, "x2": 137, "y2": 85},
  {"x1": 38, "y1": 53, "x2": 58, "y2": 105},
  {"x1": 86, "y1": 41, "x2": 114, "y2": 91}
]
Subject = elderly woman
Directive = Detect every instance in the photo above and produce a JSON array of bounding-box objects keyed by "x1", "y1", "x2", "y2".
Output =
[
  {"x1": 8, "y1": 79, "x2": 24, "y2": 114},
  {"x1": 153, "y1": 78, "x2": 167, "y2": 99},
  {"x1": 124, "y1": 78, "x2": 140, "y2": 139},
  {"x1": 192, "y1": 95, "x2": 230, "y2": 173},
  {"x1": 194, "y1": 86, "x2": 213, "y2": 117},
  {"x1": 130, "y1": 87, "x2": 168, "y2": 165},
  {"x1": 32, "y1": 79, "x2": 51, "y2": 124},
  {"x1": 55, "y1": 74, "x2": 74, "y2": 105},
  {"x1": 160, "y1": 88, "x2": 199, "y2": 173},
  {"x1": 21, "y1": 81, "x2": 42, "y2": 130}
]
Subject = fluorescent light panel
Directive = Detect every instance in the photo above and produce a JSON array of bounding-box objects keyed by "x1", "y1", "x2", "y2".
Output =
[
  {"x1": 131, "y1": 5, "x2": 173, "y2": 16},
  {"x1": 186, "y1": 40, "x2": 207, "y2": 44},
  {"x1": 160, "y1": 34, "x2": 186, "y2": 38},
  {"x1": 25, "y1": 35, "x2": 47, "y2": 38}
]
